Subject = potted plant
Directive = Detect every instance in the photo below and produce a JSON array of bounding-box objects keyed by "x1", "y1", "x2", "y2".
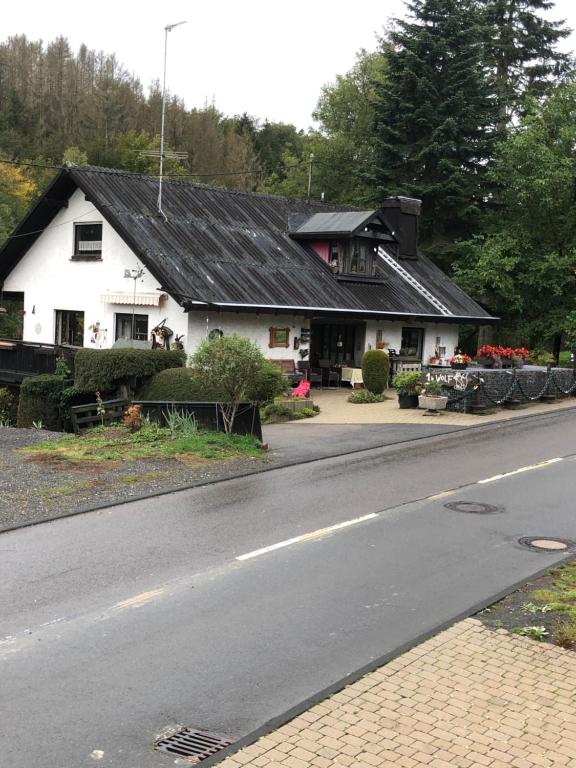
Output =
[
  {"x1": 476, "y1": 345, "x2": 497, "y2": 368},
  {"x1": 512, "y1": 347, "x2": 530, "y2": 368},
  {"x1": 418, "y1": 379, "x2": 449, "y2": 415},
  {"x1": 392, "y1": 371, "x2": 423, "y2": 408},
  {"x1": 450, "y1": 352, "x2": 472, "y2": 370}
]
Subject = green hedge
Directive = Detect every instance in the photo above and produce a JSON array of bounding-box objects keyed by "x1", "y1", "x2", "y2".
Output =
[
  {"x1": 361, "y1": 350, "x2": 390, "y2": 394},
  {"x1": 74, "y1": 348, "x2": 186, "y2": 391},
  {"x1": 0, "y1": 387, "x2": 17, "y2": 426},
  {"x1": 137, "y1": 368, "x2": 217, "y2": 401},
  {"x1": 137, "y1": 360, "x2": 287, "y2": 404},
  {"x1": 17, "y1": 374, "x2": 67, "y2": 430}
]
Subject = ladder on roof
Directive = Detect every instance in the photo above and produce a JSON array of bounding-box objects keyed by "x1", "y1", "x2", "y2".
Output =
[{"x1": 377, "y1": 246, "x2": 452, "y2": 316}]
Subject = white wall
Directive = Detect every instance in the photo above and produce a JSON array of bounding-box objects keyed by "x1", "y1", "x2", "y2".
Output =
[
  {"x1": 365, "y1": 320, "x2": 459, "y2": 363},
  {"x1": 4, "y1": 188, "x2": 188, "y2": 349},
  {"x1": 187, "y1": 311, "x2": 309, "y2": 362},
  {"x1": 186, "y1": 314, "x2": 459, "y2": 366}
]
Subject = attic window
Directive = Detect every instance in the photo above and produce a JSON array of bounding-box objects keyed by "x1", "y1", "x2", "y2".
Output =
[{"x1": 73, "y1": 222, "x2": 102, "y2": 259}]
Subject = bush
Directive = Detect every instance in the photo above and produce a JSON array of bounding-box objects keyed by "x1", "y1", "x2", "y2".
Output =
[
  {"x1": 392, "y1": 372, "x2": 424, "y2": 395},
  {"x1": 137, "y1": 367, "x2": 216, "y2": 401},
  {"x1": 348, "y1": 389, "x2": 386, "y2": 404},
  {"x1": 246, "y1": 360, "x2": 289, "y2": 403},
  {"x1": 361, "y1": 350, "x2": 390, "y2": 394},
  {"x1": 17, "y1": 374, "x2": 67, "y2": 430},
  {"x1": 0, "y1": 387, "x2": 17, "y2": 425},
  {"x1": 261, "y1": 402, "x2": 292, "y2": 422},
  {"x1": 299, "y1": 407, "x2": 317, "y2": 418},
  {"x1": 191, "y1": 334, "x2": 270, "y2": 433},
  {"x1": 74, "y1": 348, "x2": 186, "y2": 392}
]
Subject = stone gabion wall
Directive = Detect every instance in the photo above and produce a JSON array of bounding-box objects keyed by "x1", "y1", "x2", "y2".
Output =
[{"x1": 437, "y1": 367, "x2": 576, "y2": 413}]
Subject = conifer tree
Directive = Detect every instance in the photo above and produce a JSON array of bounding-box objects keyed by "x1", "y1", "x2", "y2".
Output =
[
  {"x1": 481, "y1": 0, "x2": 571, "y2": 128},
  {"x1": 371, "y1": 0, "x2": 498, "y2": 267}
]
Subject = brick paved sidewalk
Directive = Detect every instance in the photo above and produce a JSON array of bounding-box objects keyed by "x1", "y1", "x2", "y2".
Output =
[{"x1": 220, "y1": 619, "x2": 576, "y2": 768}]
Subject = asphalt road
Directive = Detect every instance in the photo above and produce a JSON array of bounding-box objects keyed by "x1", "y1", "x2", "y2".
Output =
[{"x1": 1, "y1": 409, "x2": 576, "y2": 768}]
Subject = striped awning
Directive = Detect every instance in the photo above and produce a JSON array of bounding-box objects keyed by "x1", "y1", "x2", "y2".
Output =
[{"x1": 100, "y1": 292, "x2": 166, "y2": 306}]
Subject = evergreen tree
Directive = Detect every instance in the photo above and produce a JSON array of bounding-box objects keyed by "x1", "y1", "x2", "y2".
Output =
[
  {"x1": 481, "y1": 0, "x2": 571, "y2": 128},
  {"x1": 371, "y1": 0, "x2": 498, "y2": 267}
]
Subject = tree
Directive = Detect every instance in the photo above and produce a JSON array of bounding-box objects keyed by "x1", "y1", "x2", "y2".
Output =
[
  {"x1": 190, "y1": 334, "x2": 269, "y2": 433},
  {"x1": 480, "y1": 0, "x2": 572, "y2": 128},
  {"x1": 371, "y1": 0, "x2": 499, "y2": 267},
  {"x1": 453, "y1": 85, "x2": 576, "y2": 349},
  {"x1": 0, "y1": 161, "x2": 37, "y2": 244}
]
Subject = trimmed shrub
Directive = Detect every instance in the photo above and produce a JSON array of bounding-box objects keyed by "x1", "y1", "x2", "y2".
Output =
[
  {"x1": 361, "y1": 350, "x2": 390, "y2": 394},
  {"x1": 17, "y1": 374, "x2": 67, "y2": 430},
  {"x1": 137, "y1": 367, "x2": 217, "y2": 401},
  {"x1": 74, "y1": 348, "x2": 186, "y2": 392},
  {"x1": 348, "y1": 389, "x2": 386, "y2": 404},
  {"x1": 246, "y1": 360, "x2": 289, "y2": 403},
  {"x1": 0, "y1": 387, "x2": 17, "y2": 425}
]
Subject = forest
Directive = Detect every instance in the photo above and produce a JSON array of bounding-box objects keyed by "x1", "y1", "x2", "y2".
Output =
[{"x1": 1, "y1": 0, "x2": 576, "y2": 350}]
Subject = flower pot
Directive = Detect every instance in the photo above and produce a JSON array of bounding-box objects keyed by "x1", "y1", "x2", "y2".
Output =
[
  {"x1": 398, "y1": 393, "x2": 419, "y2": 409},
  {"x1": 476, "y1": 356, "x2": 494, "y2": 369},
  {"x1": 450, "y1": 363, "x2": 468, "y2": 370},
  {"x1": 513, "y1": 358, "x2": 524, "y2": 369},
  {"x1": 418, "y1": 394, "x2": 448, "y2": 414}
]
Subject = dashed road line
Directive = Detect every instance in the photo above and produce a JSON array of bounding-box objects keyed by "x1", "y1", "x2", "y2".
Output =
[
  {"x1": 236, "y1": 513, "x2": 379, "y2": 561},
  {"x1": 477, "y1": 457, "x2": 563, "y2": 484}
]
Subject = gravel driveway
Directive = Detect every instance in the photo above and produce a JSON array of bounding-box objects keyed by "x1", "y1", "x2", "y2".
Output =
[{"x1": 0, "y1": 427, "x2": 270, "y2": 531}]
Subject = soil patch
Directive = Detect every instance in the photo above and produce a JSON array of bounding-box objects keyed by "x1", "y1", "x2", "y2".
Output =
[
  {"x1": 477, "y1": 557, "x2": 576, "y2": 650},
  {"x1": 0, "y1": 426, "x2": 270, "y2": 531}
]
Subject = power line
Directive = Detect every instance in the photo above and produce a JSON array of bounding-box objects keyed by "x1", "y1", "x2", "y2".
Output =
[{"x1": 0, "y1": 156, "x2": 310, "y2": 178}]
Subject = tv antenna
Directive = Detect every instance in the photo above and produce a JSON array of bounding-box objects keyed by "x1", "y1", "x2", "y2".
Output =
[{"x1": 147, "y1": 21, "x2": 188, "y2": 221}]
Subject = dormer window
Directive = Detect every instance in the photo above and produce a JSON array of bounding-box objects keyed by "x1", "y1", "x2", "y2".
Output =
[
  {"x1": 329, "y1": 239, "x2": 379, "y2": 277},
  {"x1": 73, "y1": 222, "x2": 102, "y2": 259}
]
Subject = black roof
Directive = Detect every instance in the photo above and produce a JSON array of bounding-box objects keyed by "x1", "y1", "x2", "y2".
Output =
[{"x1": 0, "y1": 166, "x2": 496, "y2": 322}]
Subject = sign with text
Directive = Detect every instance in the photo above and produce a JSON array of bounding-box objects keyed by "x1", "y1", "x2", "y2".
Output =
[{"x1": 426, "y1": 370, "x2": 471, "y2": 391}]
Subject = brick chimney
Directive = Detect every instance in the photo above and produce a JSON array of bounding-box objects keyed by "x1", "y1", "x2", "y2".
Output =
[{"x1": 381, "y1": 197, "x2": 421, "y2": 259}]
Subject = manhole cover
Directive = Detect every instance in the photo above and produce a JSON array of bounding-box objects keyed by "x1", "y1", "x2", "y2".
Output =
[
  {"x1": 518, "y1": 537, "x2": 576, "y2": 553},
  {"x1": 444, "y1": 501, "x2": 503, "y2": 515},
  {"x1": 155, "y1": 728, "x2": 232, "y2": 762}
]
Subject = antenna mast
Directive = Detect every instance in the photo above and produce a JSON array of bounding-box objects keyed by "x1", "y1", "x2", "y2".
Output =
[{"x1": 158, "y1": 21, "x2": 187, "y2": 220}]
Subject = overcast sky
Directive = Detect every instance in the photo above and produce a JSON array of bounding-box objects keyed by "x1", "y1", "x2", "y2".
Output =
[{"x1": 3, "y1": 0, "x2": 576, "y2": 130}]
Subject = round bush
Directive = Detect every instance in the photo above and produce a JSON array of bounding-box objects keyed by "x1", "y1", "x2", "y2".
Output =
[{"x1": 361, "y1": 350, "x2": 390, "y2": 394}]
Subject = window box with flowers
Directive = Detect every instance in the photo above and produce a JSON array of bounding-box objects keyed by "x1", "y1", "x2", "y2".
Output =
[{"x1": 450, "y1": 353, "x2": 472, "y2": 370}]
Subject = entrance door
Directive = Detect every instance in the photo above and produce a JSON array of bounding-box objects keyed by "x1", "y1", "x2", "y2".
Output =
[{"x1": 310, "y1": 322, "x2": 363, "y2": 365}]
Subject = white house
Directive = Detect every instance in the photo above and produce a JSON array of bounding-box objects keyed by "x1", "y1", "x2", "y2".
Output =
[{"x1": 0, "y1": 166, "x2": 496, "y2": 369}]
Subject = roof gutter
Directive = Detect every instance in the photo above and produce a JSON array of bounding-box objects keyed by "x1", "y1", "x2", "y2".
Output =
[{"x1": 183, "y1": 298, "x2": 498, "y2": 323}]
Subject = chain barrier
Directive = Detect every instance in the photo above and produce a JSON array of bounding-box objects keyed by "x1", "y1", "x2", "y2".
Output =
[
  {"x1": 434, "y1": 368, "x2": 576, "y2": 411},
  {"x1": 476, "y1": 371, "x2": 519, "y2": 406},
  {"x1": 550, "y1": 371, "x2": 576, "y2": 396}
]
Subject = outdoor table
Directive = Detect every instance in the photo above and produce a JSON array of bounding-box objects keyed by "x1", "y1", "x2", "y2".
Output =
[{"x1": 341, "y1": 366, "x2": 363, "y2": 388}]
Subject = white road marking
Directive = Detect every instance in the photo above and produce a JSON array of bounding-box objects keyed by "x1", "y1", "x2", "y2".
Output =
[
  {"x1": 112, "y1": 588, "x2": 165, "y2": 610},
  {"x1": 477, "y1": 457, "x2": 563, "y2": 485},
  {"x1": 236, "y1": 513, "x2": 378, "y2": 561}
]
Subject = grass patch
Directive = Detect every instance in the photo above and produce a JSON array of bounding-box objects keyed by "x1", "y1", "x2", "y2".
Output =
[
  {"x1": 118, "y1": 471, "x2": 169, "y2": 485},
  {"x1": 479, "y1": 558, "x2": 576, "y2": 650},
  {"x1": 20, "y1": 423, "x2": 263, "y2": 464}
]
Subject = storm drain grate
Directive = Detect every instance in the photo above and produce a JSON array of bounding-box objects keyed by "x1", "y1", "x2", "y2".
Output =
[
  {"x1": 518, "y1": 537, "x2": 576, "y2": 553},
  {"x1": 155, "y1": 728, "x2": 232, "y2": 762},
  {"x1": 444, "y1": 501, "x2": 503, "y2": 515}
]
